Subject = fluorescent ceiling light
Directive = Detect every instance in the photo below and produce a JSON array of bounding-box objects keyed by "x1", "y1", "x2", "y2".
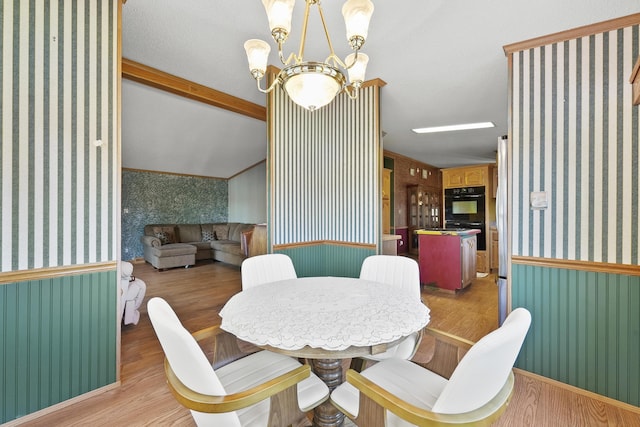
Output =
[{"x1": 412, "y1": 122, "x2": 495, "y2": 134}]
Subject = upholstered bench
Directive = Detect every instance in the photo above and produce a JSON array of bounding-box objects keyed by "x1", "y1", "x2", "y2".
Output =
[{"x1": 144, "y1": 242, "x2": 197, "y2": 270}]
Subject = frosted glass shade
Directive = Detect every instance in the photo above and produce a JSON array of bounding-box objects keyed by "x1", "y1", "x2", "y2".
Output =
[
  {"x1": 281, "y1": 63, "x2": 346, "y2": 111},
  {"x1": 342, "y1": 0, "x2": 374, "y2": 43},
  {"x1": 244, "y1": 39, "x2": 271, "y2": 76},
  {"x1": 262, "y1": 0, "x2": 295, "y2": 34},
  {"x1": 345, "y1": 53, "x2": 369, "y2": 84}
]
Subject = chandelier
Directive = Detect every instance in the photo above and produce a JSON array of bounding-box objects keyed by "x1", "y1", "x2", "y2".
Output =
[{"x1": 244, "y1": 0, "x2": 374, "y2": 111}]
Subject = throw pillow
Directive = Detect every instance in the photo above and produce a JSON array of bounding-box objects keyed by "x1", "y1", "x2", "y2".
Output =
[
  {"x1": 202, "y1": 230, "x2": 215, "y2": 242},
  {"x1": 212, "y1": 224, "x2": 229, "y2": 240},
  {"x1": 152, "y1": 226, "x2": 176, "y2": 245}
]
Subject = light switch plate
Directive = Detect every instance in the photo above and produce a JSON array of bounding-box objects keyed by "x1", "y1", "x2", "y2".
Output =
[{"x1": 530, "y1": 191, "x2": 548, "y2": 210}]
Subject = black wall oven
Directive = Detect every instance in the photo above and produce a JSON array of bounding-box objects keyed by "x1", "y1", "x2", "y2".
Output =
[{"x1": 444, "y1": 186, "x2": 486, "y2": 250}]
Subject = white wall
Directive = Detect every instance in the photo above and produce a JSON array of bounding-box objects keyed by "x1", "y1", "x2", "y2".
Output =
[{"x1": 228, "y1": 161, "x2": 267, "y2": 223}]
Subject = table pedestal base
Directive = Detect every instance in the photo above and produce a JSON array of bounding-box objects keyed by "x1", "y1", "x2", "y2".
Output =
[{"x1": 311, "y1": 359, "x2": 345, "y2": 427}]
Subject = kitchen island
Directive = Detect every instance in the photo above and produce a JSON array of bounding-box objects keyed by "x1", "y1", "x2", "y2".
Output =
[{"x1": 415, "y1": 228, "x2": 480, "y2": 291}]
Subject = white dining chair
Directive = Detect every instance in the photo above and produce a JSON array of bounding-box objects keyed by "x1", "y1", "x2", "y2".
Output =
[
  {"x1": 354, "y1": 255, "x2": 423, "y2": 367},
  {"x1": 331, "y1": 308, "x2": 532, "y2": 427},
  {"x1": 147, "y1": 297, "x2": 329, "y2": 427},
  {"x1": 241, "y1": 253, "x2": 297, "y2": 290}
]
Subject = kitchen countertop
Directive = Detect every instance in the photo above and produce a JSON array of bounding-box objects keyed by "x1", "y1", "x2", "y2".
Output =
[{"x1": 414, "y1": 228, "x2": 481, "y2": 236}]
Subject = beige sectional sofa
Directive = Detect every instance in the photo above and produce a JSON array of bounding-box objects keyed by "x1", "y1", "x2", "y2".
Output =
[{"x1": 141, "y1": 223, "x2": 257, "y2": 269}]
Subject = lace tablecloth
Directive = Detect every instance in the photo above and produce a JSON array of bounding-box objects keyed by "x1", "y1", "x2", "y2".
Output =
[{"x1": 219, "y1": 276, "x2": 430, "y2": 352}]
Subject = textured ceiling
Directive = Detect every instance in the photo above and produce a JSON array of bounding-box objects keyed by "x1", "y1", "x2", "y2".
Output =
[{"x1": 122, "y1": 0, "x2": 640, "y2": 178}]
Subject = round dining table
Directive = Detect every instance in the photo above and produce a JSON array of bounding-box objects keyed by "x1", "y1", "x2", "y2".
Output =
[{"x1": 219, "y1": 276, "x2": 430, "y2": 426}]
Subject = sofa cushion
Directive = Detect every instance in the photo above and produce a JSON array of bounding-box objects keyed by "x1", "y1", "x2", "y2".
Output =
[
  {"x1": 153, "y1": 226, "x2": 177, "y2": 245},
  {"x1": 176, "y1": 224, "x2": 203, "y2": 243},
  {"x1": 148, "y1": 243, "x2": 197, "y2": 257},
  {"x1": 212, "y1": 224, "x2": 229, "y2": 240},
  {"x1": 211, "y1": 240, "x2": 245, "y2": 257},
  {"x1": 186, "y1": 241, "x2": 214, "y2": 252}
]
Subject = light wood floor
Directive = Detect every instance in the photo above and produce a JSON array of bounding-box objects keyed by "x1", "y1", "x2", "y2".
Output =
[{"x1": 17, "y1": 260, "x2": 640, "y2": 426}]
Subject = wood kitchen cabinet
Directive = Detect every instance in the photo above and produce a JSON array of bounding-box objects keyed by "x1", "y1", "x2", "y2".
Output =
[
  {"x1": 442, "y1": 165, "x2": 490, "y2": 189},
  {"x1": 441, "y1": 163, "x2": 495, "y2": 274},
  {"x1": 382, "y1": 168, "x2": 391, "y2": 234},
  {"x1": 490, "y1": 227, "x2": 499, "y2": 270},
  {"x1": 407, "y1": 185, "x2": 441, "y2": 255}
]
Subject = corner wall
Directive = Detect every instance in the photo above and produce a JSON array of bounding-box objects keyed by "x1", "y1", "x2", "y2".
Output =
[
  {"x1": 507, "y1": 15, "x2": 640, "y2": 405},
  {"x1": 267, "y1": 82, "x2": 384, "y2": 277},
  {"x1": 0, "y1": 1, "x2": 120, "y2": 423},
  {"x1": 121, "y1": 169, "x2": 228, "y2": 260},
  {"x1": 228, "y1": 161, "x2": 266, "y2": 224}
]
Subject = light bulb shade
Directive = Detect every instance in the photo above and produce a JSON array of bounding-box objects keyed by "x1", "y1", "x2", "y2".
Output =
[
  {"x1": 244, "y1": 39, "x2": 271, "y2": 77},
  {"x1": 262, "y1": 0, "x2": 295, "y2": 35},
  {"x1": 281, "y1": 63, "x2": 346, "y2": 111},
  {"x1": 345, "y1": 52, "x2": 369, "y2": 83},
  {"x1": 342, "y1": 0, "x2": 374, "y2": 44}
]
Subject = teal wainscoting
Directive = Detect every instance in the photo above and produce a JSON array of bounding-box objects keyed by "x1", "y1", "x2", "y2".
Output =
[
  {"x1": 277, "y1": 244, "x2": 376, "y2": 278},
  {"x1": 0, "y1": 270, "x2": 118, "y2": 423},
  {"x1": 512, "y1": 264, "x2": 640, "y2": 406}
]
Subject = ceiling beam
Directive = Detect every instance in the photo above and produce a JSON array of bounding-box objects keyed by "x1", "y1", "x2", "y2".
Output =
[{"x1": 121, "y1": 58, "x2": 266, "y2": 122}]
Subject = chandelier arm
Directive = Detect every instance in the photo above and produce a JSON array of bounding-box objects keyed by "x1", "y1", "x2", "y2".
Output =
[
  {"x1": 297, "y1": 0, "x2": 313, "y2": 63},
  {"x1": 255, "y1": 77, "x2": 280, "y2": 94},
  {"x1": 343, "y1": 50, "x2": 360, "y2": 70},
  {"x1": 278, "y1": 46, "x2": 300, "y2": 67},
  {"x1": 277, "y1": 41, "x2": 287, "y2": 65},
  {"x1": 317, "y1": 1, "x2": 338, "y2": 60},
  {"x1": 343, "y1": 84, "x2": 359, "y2": 100},
  {"x1": 325, "y1": 53, "x2": 346, "y2": 69}
]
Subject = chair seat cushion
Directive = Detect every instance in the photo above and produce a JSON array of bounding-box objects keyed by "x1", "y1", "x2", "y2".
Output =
[
  {"x1": 216, "y1": 350, "x2": 329, "y2": 425},
  {"x1": 331, "y1": 358, "x2": 448, "y2": 425}
]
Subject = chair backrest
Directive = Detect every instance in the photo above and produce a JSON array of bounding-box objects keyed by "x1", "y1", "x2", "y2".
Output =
[
  {"x1": 241, "y1": 253, "x2": 297, "y2": 290},
  {"x1": 359, "y1": 255, "x2": 421, "y2": 300},
  {"x1": 431, "y1": 307, "x2": 532, "y2": 414},
  {"x1": 147, "y1": 297, "x2": 240, "y2": 426}
]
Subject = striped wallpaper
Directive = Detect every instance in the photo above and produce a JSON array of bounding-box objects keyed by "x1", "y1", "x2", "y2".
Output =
[
  {"x1": 269, "y1": 84, "x2": 381, "y2": 247},
  {"x1": 511, "y1": 24, "x2": 639, "y2": 264},
  {"x1": 0, "y1": 0, "x2": 118, "y2": 272},
  {"x1": 508, "y1": 16, "x2": 640, "y2": 406}
]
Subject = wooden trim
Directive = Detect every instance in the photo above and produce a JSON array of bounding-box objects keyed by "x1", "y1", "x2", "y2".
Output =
[
  {"x1": 511, "y1": 256, "x2": 640, "y2": 277},
  {"x1": 514, "y1": 369, "x2": 640, "y2": 415},
  {"x1": 383, "y1": 149, "x2": 439, "y2": 170},
  {"x1": 0, "y1": 262, "x2": 117, "y2": 285},
  {"x1": 630, "y1": 56, "x2": 640, "y2": 105},
  {"x1": 274, "y1": 240, "x2": 377, "y2": 251},
  {"x1": 117, "y1": 0, "x2": 124, "y2": 386},
  {"x1": 227, "y1": 159, "x2": 267, "y2": 180},
  {"x1": 121, "y1": 58, "x2": 266, "y2": 121},
  {"x1": 361, "y1": 78, "x2": 387, "y2": 89},
  {"x1": 0, "y1": 381, "x2": 121, "y2": 426},
  {"x1": 122, "y1": 167, "x2": 226, "y2": 181},
  {"x1": 630, "y1": 56, "x2": 640, "y2": 83},
  {"x1": 503, "y1": 13, "x2": 640, "y2": 55}
]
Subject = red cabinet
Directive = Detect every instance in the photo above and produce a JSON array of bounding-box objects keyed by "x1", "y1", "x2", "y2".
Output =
[{"x1": 417, "y1": 230, "x2": 478, "y2": 291}]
